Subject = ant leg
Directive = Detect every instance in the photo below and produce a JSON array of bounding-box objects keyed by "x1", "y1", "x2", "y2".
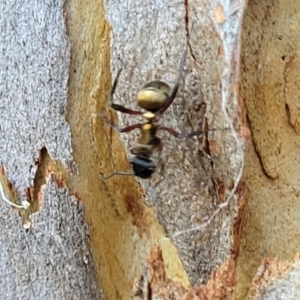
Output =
[
  {"x1": 106, "y1": 122, "x2": 142, "y2": 133},
  {"x1": 159, "y1": 49, "x2": 187, "y2": 114},
  {"x1": 111, "y1": 103, "x2": 143, "y2": 115},
  {"x1": 101, "y1": 171, "x2": 134, "y2": 181},
  {"x1": 110, "y1": 68, "x2": 122, "y2": 103},
  {"x1": 159, "y1": 22, "x2": 195, "y2": 115},
  {"x1": 110, "y1": 69, "x2": 142, "y2": 115},
  {"x1": 160, "y1": 126, "x2": 228, "y2": 138},
  {"x1": 160, "y1": 126, "x2": 200, "y2": 138},
  {"x1": 157, "y1": 139, "x2": 163, "y2": 161}
]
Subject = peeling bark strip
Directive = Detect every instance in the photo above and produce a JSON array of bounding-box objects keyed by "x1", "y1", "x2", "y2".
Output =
[
  {"x1": 132, "y1": 244, "x2": 237, "y2": 300},
  {"x1": 104, "y1": 0, "x2": 246, "y2": 286},
  {"x1": 0, "y1": 0, "x2": 75, "y2": 203}
]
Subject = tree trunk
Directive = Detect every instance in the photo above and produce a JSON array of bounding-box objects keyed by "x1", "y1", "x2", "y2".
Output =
[
  {"x1": 1, "y1": 0, "x2": 298, "y2": 299},
  {"x1": 237, "y1": 1, "x2": 300, "y2": 299}
]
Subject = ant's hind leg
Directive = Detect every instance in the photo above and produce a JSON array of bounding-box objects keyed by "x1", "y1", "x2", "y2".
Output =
[
  {"x1": 105, "y1": 121, "x2": 142, "y2": 133},
  {"x1": 159, "y1": 126, "x2": 202, "y2": 138},
  {"x1": 160, "y1": 126, "x2": 228, "y2": 138},
  {"x1": 157, "y1": 139, "x2": 163, "y2": 161},
  {"x1": 159, "y1": 50, "x2": 187, "y2": 114},
  {"x1": 159, "y1": 23, "x2": 195, "y2": 114}
]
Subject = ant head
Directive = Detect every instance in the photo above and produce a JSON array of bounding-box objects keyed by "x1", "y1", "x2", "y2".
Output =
[{"x1": 129, "y1": 156, "x2": 156, "y2": 179}]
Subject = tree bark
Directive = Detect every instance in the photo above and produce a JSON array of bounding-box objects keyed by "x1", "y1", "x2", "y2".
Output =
[
  {"x1": 0, "y1": 1, "x2": 100, "y2": 299},
  {"x1": 2, "y1": 0, "x2": 299, "y2": 300},
  {"x1": 237, "y1": 0, "x2": 300, "y2": 299},
  {"x1": 67, "y1": 0, "x2": 246, "y2": 298}
]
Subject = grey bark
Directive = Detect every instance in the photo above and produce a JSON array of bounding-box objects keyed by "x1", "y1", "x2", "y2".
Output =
[
  {"x1": 0, "y1": 1, "x2": 101, "y2": 299},
  {"x1": 0, "y1": 0, "x2": 75, "y2": 200},
  {"x1": 0, "y1": 177, "x2": 101, "y2": 299}
]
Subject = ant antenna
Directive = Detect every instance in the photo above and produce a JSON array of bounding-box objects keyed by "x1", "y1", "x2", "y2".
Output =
[{"x1": 100, "y1": 171, "x2": 135, "y2": 181}]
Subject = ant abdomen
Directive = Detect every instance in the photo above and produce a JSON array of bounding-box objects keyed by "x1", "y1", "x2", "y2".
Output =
[{"x1": 137, "y1": 80, "x2": 170, "y2": 112}]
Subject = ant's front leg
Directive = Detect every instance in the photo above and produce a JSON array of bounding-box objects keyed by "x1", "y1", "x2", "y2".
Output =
[
  {"x1": 110, "y1": 69, "x2": 142, "y2": 115},
  {"x1": 111, "y1": 103, "x2": 143, "y2": 115}
]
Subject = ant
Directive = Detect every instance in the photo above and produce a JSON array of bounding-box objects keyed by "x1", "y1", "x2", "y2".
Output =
[{"x1": 101, "y1": 25, "x2": 226, "y2": 181}]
